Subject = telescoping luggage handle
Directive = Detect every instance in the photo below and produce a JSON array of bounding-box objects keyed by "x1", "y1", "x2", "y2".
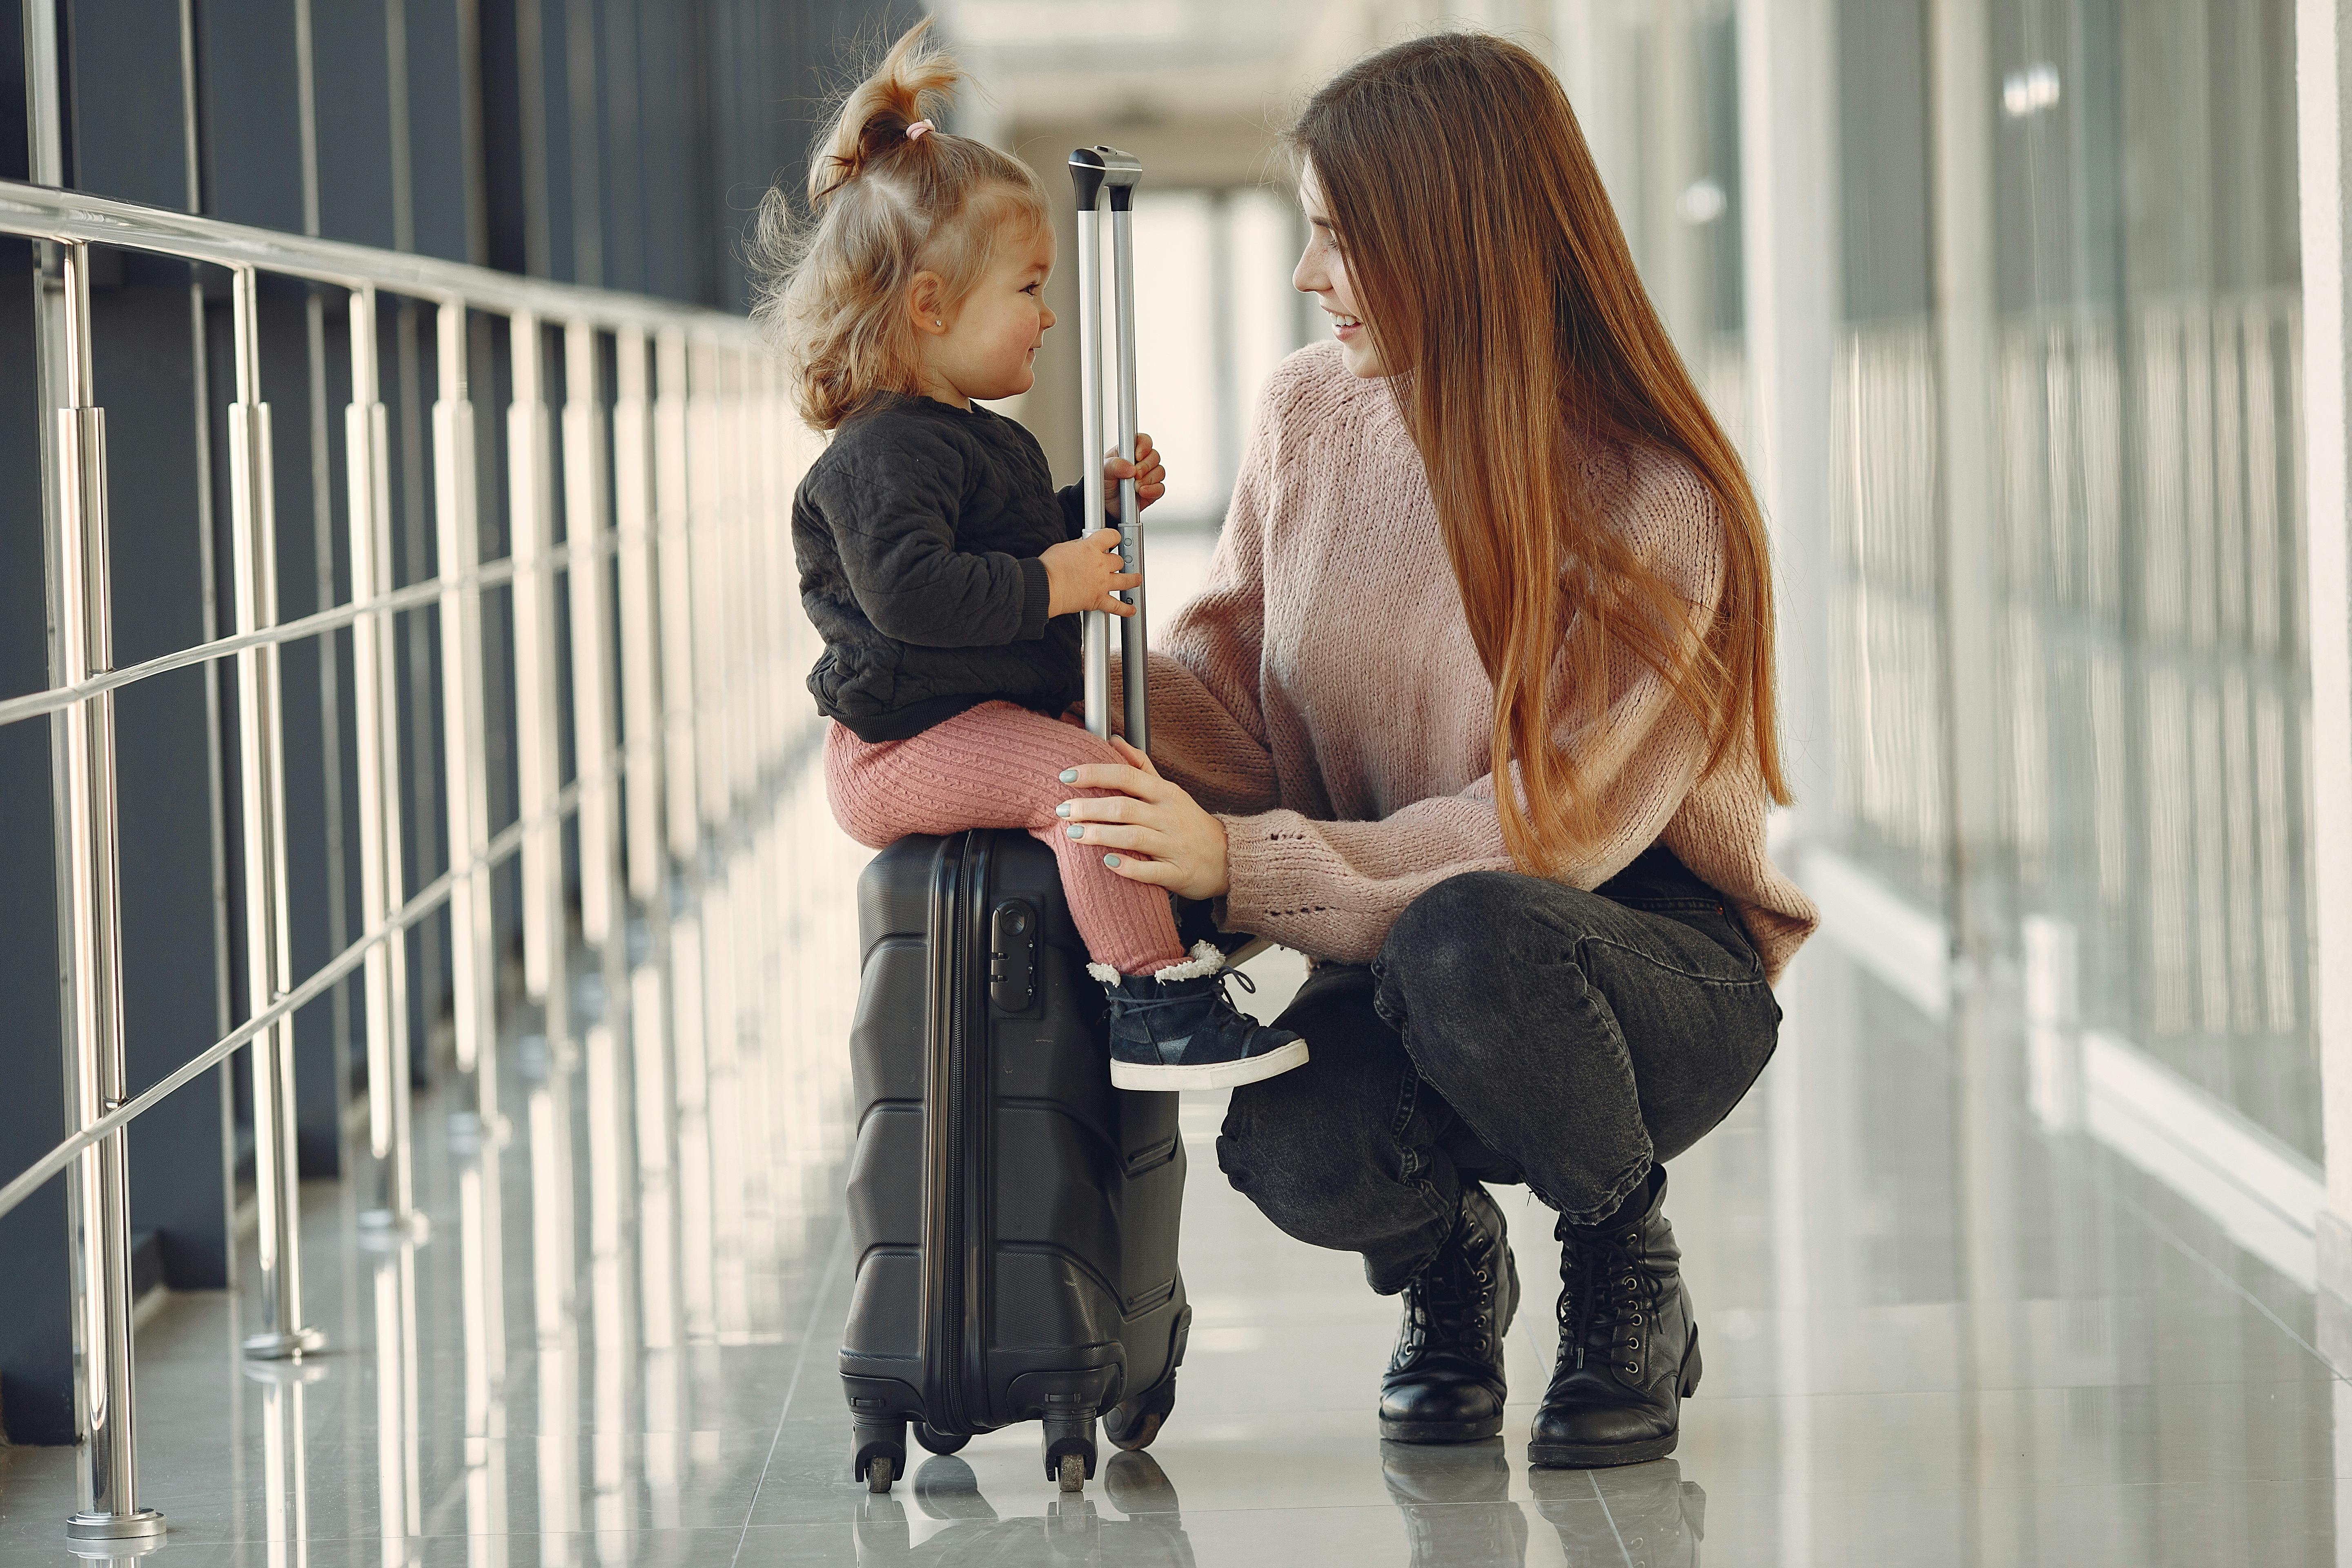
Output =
[{"x1": 1068, "y1": 146, "x2": 1147, "y2": 753}]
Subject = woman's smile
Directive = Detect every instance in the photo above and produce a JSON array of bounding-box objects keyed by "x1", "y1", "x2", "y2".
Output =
[{"x1": 1323, "y1": 307, "x2": 1364, "y2": 341}]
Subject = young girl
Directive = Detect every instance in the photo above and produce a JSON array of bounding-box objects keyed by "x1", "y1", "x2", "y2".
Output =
[{"x1": 755, "y1": 21, "x2": 1307, "y2": 1091}]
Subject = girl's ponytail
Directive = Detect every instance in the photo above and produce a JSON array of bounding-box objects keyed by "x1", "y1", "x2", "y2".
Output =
[
  {"x1": 753, "y1": 20, "x2": 1048, "y2": 430},
  {"x1": 809, "y1": 18, "x2": 962, "y2": 204}
]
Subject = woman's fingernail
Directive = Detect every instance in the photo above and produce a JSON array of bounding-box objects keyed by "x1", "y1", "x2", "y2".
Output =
[
  {"x1": 1055, "y1": 802, "x2": 1071, "y2": 817},
  {"x1": 1065, "y1": 824, "x2": 1084, "y2": 839},
  {"x1": 1103, "y1": 854, "x2": 1123, "y2": 868},
  {"x1": 1059, "y1": 768, "x2": 1078, "y2": 783}
]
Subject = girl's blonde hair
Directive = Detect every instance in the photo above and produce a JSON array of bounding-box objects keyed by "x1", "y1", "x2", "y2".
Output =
[{"x1": 751, "y1": 19, "x2": 1049, "y2": 430}]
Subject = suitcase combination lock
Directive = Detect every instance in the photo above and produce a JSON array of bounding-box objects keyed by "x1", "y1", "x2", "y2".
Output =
[{"x1": 988, "y1": 899, "x2": 1038, "y2": 1013}]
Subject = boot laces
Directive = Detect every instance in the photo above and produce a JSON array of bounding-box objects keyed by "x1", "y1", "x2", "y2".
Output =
[
  {"x1": 1560, "y1": 1229, "x2": 1660, "y2": 1373},
  {"x1": 1399, "y1": 1220, "x2": 1494, "y2": 1365},
  {"x1": 1117, "y1": 966, "x2": 1256, "y2": 1018}
]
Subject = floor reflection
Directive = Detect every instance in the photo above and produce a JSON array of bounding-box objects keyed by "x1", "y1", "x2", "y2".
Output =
[
  {"x1": 851, "y1": 1453, "x2": 1200, "y2": 1567},
  {"x1": 0, "y1": 766, "x2": 2344, "y2": 1566}
]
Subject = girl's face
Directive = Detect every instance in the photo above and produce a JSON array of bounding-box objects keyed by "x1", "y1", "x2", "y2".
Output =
[
  {"x1": 916, "y1": 212, "x2": 1056, "y2": 407},
  {"x1": 1294, "y1": 165, "x2": 1385, "y2": 379}
]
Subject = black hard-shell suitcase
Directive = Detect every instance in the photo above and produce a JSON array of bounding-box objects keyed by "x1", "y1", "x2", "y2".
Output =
[
  {"x1": 839, "y1": 830, "x2": 1192, "y2": 1494},
  {"x1": 839, "y1": 146, "x2": 1191, "y2": 1497}
]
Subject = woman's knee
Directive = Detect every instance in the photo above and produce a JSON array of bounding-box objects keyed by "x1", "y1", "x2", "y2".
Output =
[
  {"x1": 1213, "y1": 1069, "x2": 1321, "y2": 1194},
  {"x1": 1380, "y1": 871, "x2": 1566, "y2": 1009},
  {"x1": 1214, "y1": 1060, "x2": 1390, "y2": 1228}
]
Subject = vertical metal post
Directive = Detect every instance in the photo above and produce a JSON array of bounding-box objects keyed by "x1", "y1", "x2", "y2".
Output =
[
  {"x1": 2299, "y1": 0, "x2": 2352, "y2": 1295},
  {"x1": 563, "y1": 320, "x2": 619, "y2": 951},
  {"x1": 612, "y1": 327, "x2": 678, "y2": 1354},
  {"x1": 653, "y1": 331, "x2": 699, "y2": 868},
  {"x1": 369, "y1": 1241, "x2": 423, "y2": 1550},
  {"x1": 1734, "y1": 0, "x2": 1841, "y2": 842},
  {"x1": 1069, "y1": 154, "x2": 1111, "y2": 738},
  {"x1": 1107, "y1": 166, "x2": 1147, "y2": 753},
  {"x1": 613, "y1": 328, "x2": 663, "y2": 907},
  {"x1": 686, "y1": 347, "x2": 729, "y2": 840},
  {"x1": 433, "y1": 297, "x2": 499, "y2": 1125},
  {"x1": 510, "y1": 311, "x2": 562, "y2": 1005},
  {"x1": 348, "y1": 284, "x2": 425, "y2": 1239},
  {"x1": 1069, "y1": 146, "x2": 1143, "y2": 743},
  {"x1": 229, "y1": 266, "x2": 327, "y2": 1364},
  {"x1": 51, "y1": 241, "x2": 167, "y2": 1544}
]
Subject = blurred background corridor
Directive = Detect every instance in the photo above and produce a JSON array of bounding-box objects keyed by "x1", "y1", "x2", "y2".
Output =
[{"x1": 2, "y1": 0, "x2": 2349, "y2": 1562}]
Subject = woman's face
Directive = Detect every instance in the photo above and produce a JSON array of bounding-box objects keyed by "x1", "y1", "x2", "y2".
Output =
[{"x1": 1294, "y1": 165, "x2": 1387, "y2": 379}]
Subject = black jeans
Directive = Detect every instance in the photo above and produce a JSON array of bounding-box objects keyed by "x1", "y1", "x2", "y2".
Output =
[{"x1": 1215, "y1": 845, "x2": 1782, "y2": 1294}]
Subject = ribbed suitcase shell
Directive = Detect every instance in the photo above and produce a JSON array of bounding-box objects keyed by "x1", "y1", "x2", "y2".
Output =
[{"x1": 839, "y1": 829, "x2": 1191, "y2": 1484}]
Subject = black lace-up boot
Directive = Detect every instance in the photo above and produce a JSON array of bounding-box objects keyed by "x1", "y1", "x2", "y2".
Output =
[
  {"x1": 1530, "y1": 1169, "x2": 1700, "y2": 1468},
  {"x1": 1379, "y1": 1183, "x2": 1519, "y2": 1443}
]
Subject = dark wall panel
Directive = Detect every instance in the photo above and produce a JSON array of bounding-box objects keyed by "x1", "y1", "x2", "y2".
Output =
[
  {"x1": 315, "y1": 0, "x2": 399, "y2": 248},
  {"x1": 96, "y1": 261, "x2": 234, "y2": 1289},
  {"x1": 1, "y1": 0, "x2": 29, "y2": 182},
  {"x1": 198, "y1": 0, "x2": 306, "y2": 232},
  {"x1": 405, "y1": 0, "x2": 477, "y2": 261},
  {"x1": 65, "y1": 0, "x2": 189, "y2": 208},
  {"x1": 258, "y1": 278, "x2": 353, "y2": 1178}
]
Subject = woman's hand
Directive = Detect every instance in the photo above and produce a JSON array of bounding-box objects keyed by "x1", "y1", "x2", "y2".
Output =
[
  {"x1": 1057, "y1": 736, "x2": 1231, "y2": 900},
  {"x1": 1041, "y1": 527, "x2": 1140, "y2": 618},
  {"x1": 1104, "y1": 432, "x2": 1167, "y2": 513}
]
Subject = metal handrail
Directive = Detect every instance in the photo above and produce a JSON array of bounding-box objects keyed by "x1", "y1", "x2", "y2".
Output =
[
  {"x1": 0, "y1": 548, "x2": 556, "y2": 730},
  {"x1": 0, "y1": 177, "x2": 817, "y2": 1541},
  {"x1": 0, "y1": 781, "x2": 569, "y2": 1223},
  {"x1": 0, "y1": 180, "x2": 760, "y2": 335}
]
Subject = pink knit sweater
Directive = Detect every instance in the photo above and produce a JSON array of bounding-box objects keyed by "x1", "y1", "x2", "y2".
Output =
[{"x1": 1138, "y1": 343, "x2": 1819, "y2": 982}]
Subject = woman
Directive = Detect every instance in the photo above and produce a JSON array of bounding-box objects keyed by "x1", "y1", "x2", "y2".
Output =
[{"x1": 1057, "y1": 32, "x2": 1816, "y2": 1467}]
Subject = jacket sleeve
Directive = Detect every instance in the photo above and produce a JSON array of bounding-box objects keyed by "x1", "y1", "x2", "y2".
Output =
[
  {"x1": 1217, "y1": 459, "x2": 1729, "y2": 962},
  {"x1": 820, "y1": 428, "x2": 1051, "y2": 648}
]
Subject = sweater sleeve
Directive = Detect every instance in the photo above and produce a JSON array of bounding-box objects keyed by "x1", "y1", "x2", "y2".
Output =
[
  {"x1": 822, "y1": 424, "x2": 1050, "y2": 647},
  {"x1": 1218, "y1": 457, "x2": 1728, "y2": 962},
  {"x1": 1122, "y1": 411, "x2": 1281, "y2": 816}
]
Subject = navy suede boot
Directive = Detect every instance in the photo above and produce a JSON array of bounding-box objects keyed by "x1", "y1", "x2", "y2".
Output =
[{"x1": 1096, "y1": 943, "x2": 1310, "y2": 1091}]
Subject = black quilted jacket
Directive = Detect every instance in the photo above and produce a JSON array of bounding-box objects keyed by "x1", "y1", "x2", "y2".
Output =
[{"x1": 793, "y1": 396, "x2": 1089, "y2": 742}]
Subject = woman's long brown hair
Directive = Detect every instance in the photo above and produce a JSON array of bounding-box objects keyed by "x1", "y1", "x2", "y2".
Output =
[{"x1": 1292, "y1": 31, "x2": 1789, "y2": 876}]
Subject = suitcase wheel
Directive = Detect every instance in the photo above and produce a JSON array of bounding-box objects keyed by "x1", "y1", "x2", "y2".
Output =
[
  {"x1": 1104, "y1": 1374, "x2": 1177, "y2": 1452},
  {"x1": 913, "y1": 1421, "x2": 970, "y2": 1456},
  {"x1": 1040, "y1": 1410, "x2": 1098, "y2": 1492},
  {"x1": 851, "y1": 1416, "x2": 907, "y2": 1494}
]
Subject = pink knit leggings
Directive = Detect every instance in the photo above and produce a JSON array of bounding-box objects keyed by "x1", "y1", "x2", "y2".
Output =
[{"x1": 824, "y1": 702, "x2": 1187, "y2": 977}]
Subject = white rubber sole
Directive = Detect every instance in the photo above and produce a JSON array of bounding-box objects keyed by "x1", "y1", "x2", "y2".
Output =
[{"x1": 1108, "y1": 1039, "x2": 1310, "y2": 1092}]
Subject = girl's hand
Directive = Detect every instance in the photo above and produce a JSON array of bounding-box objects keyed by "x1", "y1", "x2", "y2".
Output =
[
  {"x1": 1056, "y1": 736, "x2": 1230, "y2": 900},
  {"x1": 1042, "y1": 527, "x2": 1140, "y2": 618},
  {"x1": 1103, "y1": 432, "x2": 1167, "y2": 513}
]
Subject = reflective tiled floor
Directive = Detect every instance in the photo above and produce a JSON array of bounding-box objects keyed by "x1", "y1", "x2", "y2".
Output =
[{"x1": 2, "y1": 791, "x2": 2344, "y2": 1564}]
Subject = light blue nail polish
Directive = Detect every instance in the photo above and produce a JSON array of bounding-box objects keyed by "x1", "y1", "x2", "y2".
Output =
[
  {"x1": 1055, "y1": 802, "x2": 1071, "y2": 817},
  {"x1": 1059, "y1": 769, "x2": 1078, "y2": 783},
  {"x1": 1065, "y1": 824, "x2": 1083, "y2": 838},
  {"x1": 1103, "y1": 854, "x2": 1122, "y2": 868}
]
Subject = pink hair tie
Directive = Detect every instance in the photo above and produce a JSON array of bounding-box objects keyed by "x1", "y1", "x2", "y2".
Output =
[{"x1": 906, "y1": 120, "x2": 935, "y2": 141}]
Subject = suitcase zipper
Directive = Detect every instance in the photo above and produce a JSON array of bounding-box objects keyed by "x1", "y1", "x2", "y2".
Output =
[
  {"x1": 957, "y1": 833, "x2": 996, "y2": 1426},
  {"x1": 922, "y1": 834, "x2": 972, "y2": 1434},
  {"x1": 922, "y1": 831, "x2": 996, "y2": 1437}
]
